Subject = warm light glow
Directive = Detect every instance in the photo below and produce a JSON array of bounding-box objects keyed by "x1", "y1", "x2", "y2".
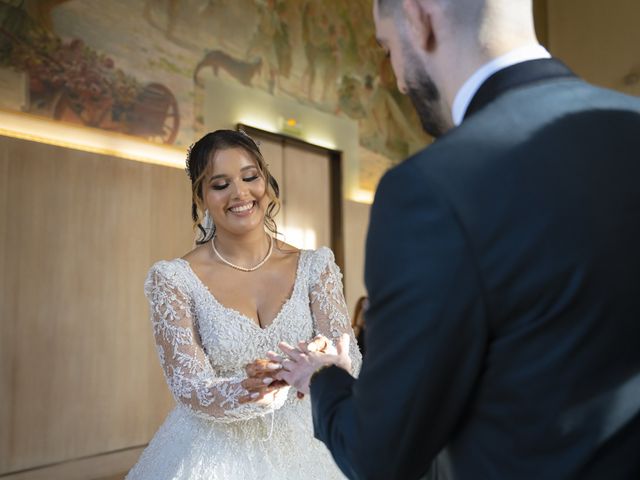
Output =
[
  {"x1": 304, "y1": 135, "x2": 337, "y2": 150},
  {"x1": 0, "y1": 108, "x2": 185, "y2": 168},
  {"x1": 280, "y1": 226, "x2": 317, "y2": 250},
  {"x1": 349, "y1": 188, "x2": 375, "y2": 205},
  {"x1": 238, "y1": 116, "x2": 279, "y2": 134},
  {"x1": 243, "y1": 115, "x2": 338, "y2": 151}
]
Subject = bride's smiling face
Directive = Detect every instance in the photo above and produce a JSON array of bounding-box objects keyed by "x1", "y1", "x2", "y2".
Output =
[{"x1": 202, "y1": 147, "x2": 269, "y2": 236}]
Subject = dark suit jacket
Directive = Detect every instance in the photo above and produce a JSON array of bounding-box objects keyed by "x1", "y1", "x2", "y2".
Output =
[{"x1": 310, "y1": 59, "x2": 640, "y2": 480}]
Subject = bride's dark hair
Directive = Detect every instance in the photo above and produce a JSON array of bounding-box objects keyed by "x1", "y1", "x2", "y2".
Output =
[{"x1": 185, "y1": 129, "x2": 280, "y2": 244}]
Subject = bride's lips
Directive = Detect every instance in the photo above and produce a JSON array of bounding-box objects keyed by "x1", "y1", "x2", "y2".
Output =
[{"x1": 228, "y1": 200, "x2": 256, "y2": 217}]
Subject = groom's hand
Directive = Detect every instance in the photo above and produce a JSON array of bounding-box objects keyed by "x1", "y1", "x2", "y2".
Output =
[{"x1": 271, "y1": 334, "x2": 352, "y2": 396}]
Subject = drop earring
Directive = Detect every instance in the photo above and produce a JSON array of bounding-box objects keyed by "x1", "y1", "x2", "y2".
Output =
[{"x1": 203, "y1": 209, "x2": 215, "y2": 233}]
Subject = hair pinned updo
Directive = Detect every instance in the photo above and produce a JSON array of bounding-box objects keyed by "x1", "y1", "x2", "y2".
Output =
[{"x1": 185, "y1": 129, "x2": 280, "y2": 244}]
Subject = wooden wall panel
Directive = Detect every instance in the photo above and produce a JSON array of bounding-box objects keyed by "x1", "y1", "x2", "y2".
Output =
[
  {"x1": 0, "y1": 447, "x2": 144, "y2": 480},
  {"x1": 236, "y1": 125, "x2": 342, "y2": 270},
  {"x1": 0, "y1": 138, "x2": 11, "y2": 475},
  {"x1": 282, "y1": 144, "x2": 331, "y2": 250},
  {"x1": 343, "y1": 200, "x2": 370, "y2": 316},
  {"x1": 533, "y1": 0, "x2": 549, "y2": 48},
  {"x1": 249, "y1": 134, "x2": 286, "y2": 232},
  {"x1": 0, "y1": 136, "x2": 192, "y2": 475},
  {"x1": 547, "y1": 0, "x2": 640, "y2": 96}
]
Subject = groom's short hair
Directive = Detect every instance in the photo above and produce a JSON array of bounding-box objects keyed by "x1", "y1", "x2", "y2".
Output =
[{"x1": 376, "y1": 0, "x2": 533, "y2": 34}]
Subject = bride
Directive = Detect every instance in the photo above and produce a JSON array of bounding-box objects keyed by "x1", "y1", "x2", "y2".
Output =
[{"x1": 126, "y1": 129, "x2": 361, "y2": 479}]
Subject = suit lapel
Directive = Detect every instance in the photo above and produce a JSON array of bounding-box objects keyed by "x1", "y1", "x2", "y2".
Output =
[{"x1": 464, "y1": 58, "x2": 577, "y2": 121}]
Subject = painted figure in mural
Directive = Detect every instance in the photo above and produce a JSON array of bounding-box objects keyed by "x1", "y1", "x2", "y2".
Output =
[
  {"x1": 245, "y1": 0, "x2": 292, "y2": 93},
  {"x1": 244, "y1": 0, "x2": 640, "y2": 479},
  {"x1": 126, "y1": 130, "x2": 361, "y2": 480},
  {"x1": 301, "y1": 0, "x2": 341, "y2": 104},
  {"x1": 338, "y1": 57, "x2": 428, "y2": 158}
]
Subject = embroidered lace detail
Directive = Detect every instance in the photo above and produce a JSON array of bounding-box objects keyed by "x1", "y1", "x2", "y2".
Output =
[
  {"x1": 127, "y1": 248, "x2": 361, "y2": 479},
  {"x1": 144, "y1": 262, "x2": 283, "y2": 423},
  {"x1": 309, "y1": 247, "x2": 362, "y2": 375}
]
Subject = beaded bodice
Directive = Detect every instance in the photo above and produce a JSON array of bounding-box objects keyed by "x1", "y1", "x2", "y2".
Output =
[{"x1": 144, "y1": 247, "x2": 362, "y2": 423}]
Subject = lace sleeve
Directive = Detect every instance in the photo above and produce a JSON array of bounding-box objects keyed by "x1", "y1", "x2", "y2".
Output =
[
  {"x1": 145, "y1": 263, "x2": 285, "y2": 423},
  {"x1": 308, "y1": 249, "x2": 362, "y2": 376}
]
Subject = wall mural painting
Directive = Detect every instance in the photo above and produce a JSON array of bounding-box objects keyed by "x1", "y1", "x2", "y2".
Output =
[{"x1": 0, "y1": 0, "x2": 428, "y2": 188}]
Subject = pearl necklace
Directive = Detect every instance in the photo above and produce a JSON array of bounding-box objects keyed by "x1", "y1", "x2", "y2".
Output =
[{"x1": 211, "y1": 235, "x2": 273, "y2": 272}]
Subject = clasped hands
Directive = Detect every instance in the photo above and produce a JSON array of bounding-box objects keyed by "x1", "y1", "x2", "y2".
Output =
[{"x1": 239, "y1": 333, "x2": 351, "y2": 404}]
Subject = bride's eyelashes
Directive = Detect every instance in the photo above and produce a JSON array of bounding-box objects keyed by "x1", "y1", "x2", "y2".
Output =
[{"x1": 211, "y1": 175, "x2": 260, "y2": 190}]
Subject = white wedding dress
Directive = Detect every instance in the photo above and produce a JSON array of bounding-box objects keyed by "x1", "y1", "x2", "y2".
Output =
[{"x1": 126, "y1": 247, "x2": 362, "y2": 480}]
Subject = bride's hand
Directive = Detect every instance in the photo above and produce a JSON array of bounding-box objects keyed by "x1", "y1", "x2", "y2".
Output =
[
  {"x1": 239, "y1": 359, "x2": 288, "y2": 404},
  {"x1": 245, "y1": 358, "x2": 282, "y2": 377}
]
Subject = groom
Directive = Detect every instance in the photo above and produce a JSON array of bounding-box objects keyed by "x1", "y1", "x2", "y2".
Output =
[{"x1": 246, "y1": 0, "x2": 640, "y2": 478}]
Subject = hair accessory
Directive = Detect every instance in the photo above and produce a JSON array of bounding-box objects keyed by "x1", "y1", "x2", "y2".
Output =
[
  {"x1": 238, "y1": 128, "x2": 261, "y2": 147},
  {"x1": 185, "y1": 141, "x2": 197, "y2": 180}
]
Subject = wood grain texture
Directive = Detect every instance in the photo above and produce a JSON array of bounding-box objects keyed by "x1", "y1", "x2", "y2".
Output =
[
  {"x1": 282, "y1": 143, "x2": 331, "y2": 250},
  {"x1": 0, "y1": 136, "x2": 191, "y2": 474},
  {"x1": 0, "y1": 136, "x2": 11, "y2": 474},
  {"x1": 0, "y1": 446, "x2": 144, "y2": 480},
  {"x1": 533, "y1": 0, "x2": 549, "y2": 48},
  {"x1": 249, "y1": 133, "x2": 287, "y2": 234},
  {"x1": 547, "y1": 0, "x2": 640, "y2": 96},
  {"x1": 342, "y1": 200, "x2": 370, "y2": 316}
]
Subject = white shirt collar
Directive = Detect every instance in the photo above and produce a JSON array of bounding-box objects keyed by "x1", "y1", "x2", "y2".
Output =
[{"x1": 451, "y1": 44, "x2": 551, "y2": 126}]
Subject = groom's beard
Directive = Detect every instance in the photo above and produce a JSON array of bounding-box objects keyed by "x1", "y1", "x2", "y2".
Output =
[
  {"x1": 406, "y1": 72, "x2": 451, "y2": 139},
  {"x1": 400, "y1": 42, "x2": 452, "y2": 138}
]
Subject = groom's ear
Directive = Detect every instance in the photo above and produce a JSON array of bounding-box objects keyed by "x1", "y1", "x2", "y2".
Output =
[{"x1": 403, "y1": 0, "x2": 438, "y2": 53}]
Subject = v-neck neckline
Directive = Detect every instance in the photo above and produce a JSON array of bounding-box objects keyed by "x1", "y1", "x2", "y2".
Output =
[{"x1": 176, "y1": 250, "x2": 306, "y2": 332}]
